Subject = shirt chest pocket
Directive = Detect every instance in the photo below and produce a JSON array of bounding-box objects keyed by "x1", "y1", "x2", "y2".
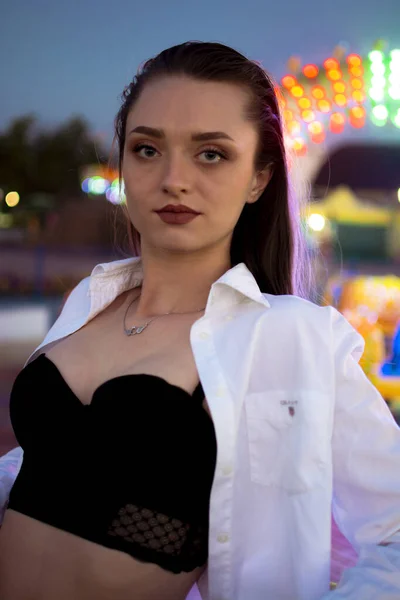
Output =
[{"x1": 245, "y1": 390, "x2": 331, "y2": 494}]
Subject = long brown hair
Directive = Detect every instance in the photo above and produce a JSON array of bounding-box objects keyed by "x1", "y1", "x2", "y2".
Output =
[{"x1": 113, "y1": 41, "x2": 312, "y2": 298}]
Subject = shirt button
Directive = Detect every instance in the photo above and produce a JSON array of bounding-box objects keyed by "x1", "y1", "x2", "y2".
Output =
[
  {"x1": 199, "y1": 332, "x2": 210, "y2": 340},
  {"x1": 215, "y1": 386, "x2": 226, "y2": 397},
  {"x1": 224, "y1": 314, "x2": 234, "y2": 321},
  {"x1": 217, "y1": 533, "x2": 229, "y2": 543}
]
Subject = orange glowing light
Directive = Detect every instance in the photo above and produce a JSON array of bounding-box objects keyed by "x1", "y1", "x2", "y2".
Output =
[
  {"x1": 330, "y1": 112, "x2": 345, "y2": 133},
  {"x1": 331, "y1": 113, "x2": 345, "y2": 125},
  {"x1": 334, "y1": 94, "x2": 347, "y2": 107},
  {"x1": 302, "y1": 110, "x2": 315, "y2": 123},
  {"x1": 349, "y1": 116, "x2": 365, "y2": 129},
  {"x1": 308, "y1": 121, "x2": 323, "y2": 135},
  {"x1": 283, "y1": 109, "x2": 294, "y2": 121},
  {"x1": 350, "y1": 66, "x2": 363, "y2": 77},
  {"x1": 352, "y1": 90, "x2": 365, "y2": 103},
  {"x1": 350, "y1": 119, "x2": 365, "y2": 129},
  {"x1": 327, "y1": 69, "x2": 342, "y2": 81},
  {"x1": 324, "y1": 57, "x2": 339, "y2": 70},
  {"x1": 317, "y1": 99, "x2": 331, "y2": 113},
  {"x1": 311, "y1": 132, "x2": 325, "y2": 144},
  {"x1": 291, "y1": 85, "x2": 304, "y2": 98},
  {"x1": 298, "y1": 97, "x2": 311, "y2": 109},
  {"x1": 303, "y1": 64, "x2": 319, "y2": 78},
  {"x1": 311, "y1": 86, "x2": 325, "y2": 99},
  {"x1": 333, "y1": 82, "x2": 346, "y2": 93},
  {"x1": 282, "y1": 75, "x2": 297, "y2": 89},
  {"x1": 350, "y1": 106, "x2": 366, "y2": 120},
  {"x1": 351, "y1": 78, "x2": 363, "y2": 90},
  {"x1": 347, "y1": 54, "x2": 362, "y2": 67}
]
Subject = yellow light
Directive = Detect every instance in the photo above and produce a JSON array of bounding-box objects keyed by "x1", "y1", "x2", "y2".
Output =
[
  {"x1": 350, "y1": 66, "x2": 363, "y2": 77},
  {"x1": 334, "y1": 94, "x2": 347, "y2": 107},
  {"x1": 333, "y1": 82, "x2": 346, "y2": 93},
  {"x1": 287, "y1": 120, "x2": 301, "y2": 135},
  {"x1": 283, "y1": 109, "x2": 294, "y2": 121},
  {"x1": 350, "y1": 106, "x2": 366, "y2": 119},
  {"x1": 308, "y1": 121, "x2": 323, "y2": 135},
  {"x1": 298, "y1": 97, "x2": 311, "y2": 109},
  {"x1": 352, "y1": 90, "x2": 365, "y2": 103},
  {"x1": 292, "y1": 137, "x2": 307, "y2": 155},
  {"x1": 347, "y1": 54, "x2": 362, "y2": 67},
  {"x1": 302, "y1": 110, "x2": 315, "y2": 123},
  {"x1": 398, "y1": 188, "x2": 400, "y2": 203},
  {"x1": 5, "y1": 191, "x2": 20, "y2": 207},
  {"x1": 351, "y1": 78, "x2": 363, "y2": 89},
  {"x1": 291, "y1": 85, "x2": 304, "y2": 98},
  {"x1": 311, "y1": 86, "x2": 325, "y2": 99},
  {"x1": 308, "y1": 213, "x2": 326, "y2": 232},
  {"x1": 327, "y1": 69, "x2": 342, "y2": 81},
  {"x1": 317, "y1": 99, "x2": 331, "y2": 113}
]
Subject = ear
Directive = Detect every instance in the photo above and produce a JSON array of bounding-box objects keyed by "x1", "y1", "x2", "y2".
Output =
[{"x1": 247, "y1": 165, "x2": 273, "y2": 204}]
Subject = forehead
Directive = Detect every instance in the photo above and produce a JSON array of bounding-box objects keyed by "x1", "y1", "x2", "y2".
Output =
[{"x1": 126, "y1": 76, "x2": 254, "y2": 138}]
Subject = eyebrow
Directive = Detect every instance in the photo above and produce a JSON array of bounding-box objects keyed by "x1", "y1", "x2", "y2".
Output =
[{"x1": 128, "y1": 126, "x2": 235, "y2": 142}]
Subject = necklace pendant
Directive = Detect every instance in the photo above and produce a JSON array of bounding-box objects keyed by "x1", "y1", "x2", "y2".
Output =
[{"x1": 126, "y1": 323, "x2": 148, "y2": 336}]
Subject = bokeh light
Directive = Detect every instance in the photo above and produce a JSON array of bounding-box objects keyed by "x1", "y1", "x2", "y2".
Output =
[
  {"x1": 308, "y1": 214, "x2": 326, "y2": 231},
  {"x1": 88, "y1": 176, "x2": 109, "y2": 195},
  {"x1": 282, "y1": 75, "x2": 297, "y2": 89},
  {"x1": 317, "y1": 99, "x2": 331, "y2": 113},
  {"x1": 5, "y1": 191, "x2": 20, "y2": 207},
  {"x1": 291, "y1": 85, "x2": 304, "y2": 98},
  {"x1": 324, "y1": 57, "x2": 339, "y2": 70},
  {"x1": 303, "y1": 64, "x2": 319, "y2": 78},
  {"x1": 311, "y1": 85, "x2": 326, "y2": 99},
  {"x1": 347, "y1": 54, "x2": 362, "y2": 67},
  {"x1": 298, "y1": 97, "x2": 311, "y2": 109}
]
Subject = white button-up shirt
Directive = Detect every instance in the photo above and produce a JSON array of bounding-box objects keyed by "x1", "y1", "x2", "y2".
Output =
[{"x1": 3, "y1": 257, "x2": 400, "y2": 599}]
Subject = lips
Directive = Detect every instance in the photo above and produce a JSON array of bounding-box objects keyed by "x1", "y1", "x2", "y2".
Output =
[{"x1": 155, "y1": 204, "x2": 200, "y2": 214}]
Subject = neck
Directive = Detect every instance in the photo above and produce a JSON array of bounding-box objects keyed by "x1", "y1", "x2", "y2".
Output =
[{"x1": 132, "y1": 244, "x2": 231, "y2": 319}]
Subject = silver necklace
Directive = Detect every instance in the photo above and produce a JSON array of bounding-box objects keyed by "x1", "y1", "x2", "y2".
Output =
[{"x1": 123, "y1": 293, "x2": 206, "y2": 336}]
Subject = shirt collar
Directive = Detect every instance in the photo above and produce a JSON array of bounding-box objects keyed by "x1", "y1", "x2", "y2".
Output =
[{"x1": 88, "y1": 256, "x2": 270, "y2": 316}]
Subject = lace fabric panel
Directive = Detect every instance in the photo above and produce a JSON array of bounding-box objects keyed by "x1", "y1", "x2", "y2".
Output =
[{"x1": 107, "y1": 502, "x2": 206, "y2": 561}]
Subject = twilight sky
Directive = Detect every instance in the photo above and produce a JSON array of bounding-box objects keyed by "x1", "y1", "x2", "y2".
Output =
[{"x1": 1, "y1": 0, "x2": 399, "y2": 147}]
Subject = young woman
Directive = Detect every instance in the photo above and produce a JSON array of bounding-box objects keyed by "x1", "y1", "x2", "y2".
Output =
[{"x1": 0, "y1": 41, "x2": 399, "y2": 600}]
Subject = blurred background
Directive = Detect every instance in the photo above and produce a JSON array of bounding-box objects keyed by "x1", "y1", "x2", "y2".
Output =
[{"x1": 1, "y1": 0, "x2": 400, "y2": 455}]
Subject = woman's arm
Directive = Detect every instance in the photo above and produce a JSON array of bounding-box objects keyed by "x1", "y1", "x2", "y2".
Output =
[
  {"x1": 0, "y1": 446, "x2": 23, "y2": 525},
  {"x1": 322, "y1": 311, "x2": 400, "y2": 598}
]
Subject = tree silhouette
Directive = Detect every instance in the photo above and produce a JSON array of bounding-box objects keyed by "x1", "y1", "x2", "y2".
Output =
[{"x1": 0, "y1": 115, "x2": 106, "y2": 207}]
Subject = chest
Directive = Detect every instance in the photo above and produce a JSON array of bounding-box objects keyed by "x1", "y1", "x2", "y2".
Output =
[{"x1": 45, "y1": 306, "x2": 210, "y2": 416}]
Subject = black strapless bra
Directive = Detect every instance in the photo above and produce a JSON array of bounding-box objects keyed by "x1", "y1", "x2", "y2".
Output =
[{"x1": 7, "y1": 354, "x2": 217, "y2": 574}]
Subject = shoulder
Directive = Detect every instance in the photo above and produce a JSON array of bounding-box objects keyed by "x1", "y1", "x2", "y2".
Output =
[
  {"x1": 261, "y1": 293, "x2": 365, "y2": 361},
  {"x1": 262, "y1": 292, "x2": 333, "y2": 323}
]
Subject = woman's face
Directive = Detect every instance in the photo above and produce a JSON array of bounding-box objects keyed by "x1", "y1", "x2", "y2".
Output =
[{"x1": 122, "y1": 76, "x2": 271, "y2": 256}]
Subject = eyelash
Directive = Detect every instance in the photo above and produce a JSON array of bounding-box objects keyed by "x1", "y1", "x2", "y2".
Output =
[{"x1": 132, "y1": 143, "x2": 228, "y2": 163}]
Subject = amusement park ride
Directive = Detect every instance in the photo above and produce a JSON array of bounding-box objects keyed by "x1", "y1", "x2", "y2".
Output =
[{"x1": 278, "y1": 40, "x2": 400, "y2": 155}]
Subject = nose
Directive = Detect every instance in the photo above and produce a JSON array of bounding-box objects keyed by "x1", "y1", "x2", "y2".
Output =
[{"x1": 160, "y1": 153, "x2": 191, "y2": 196}]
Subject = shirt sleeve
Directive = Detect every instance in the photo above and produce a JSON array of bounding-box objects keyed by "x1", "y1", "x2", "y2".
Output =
[
  {"x1": 321, "y1": 309, "x2": 400, "y2": 599},
  {"x1": 0, "y1": 446, "x2": 23, "y2": 525}
]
